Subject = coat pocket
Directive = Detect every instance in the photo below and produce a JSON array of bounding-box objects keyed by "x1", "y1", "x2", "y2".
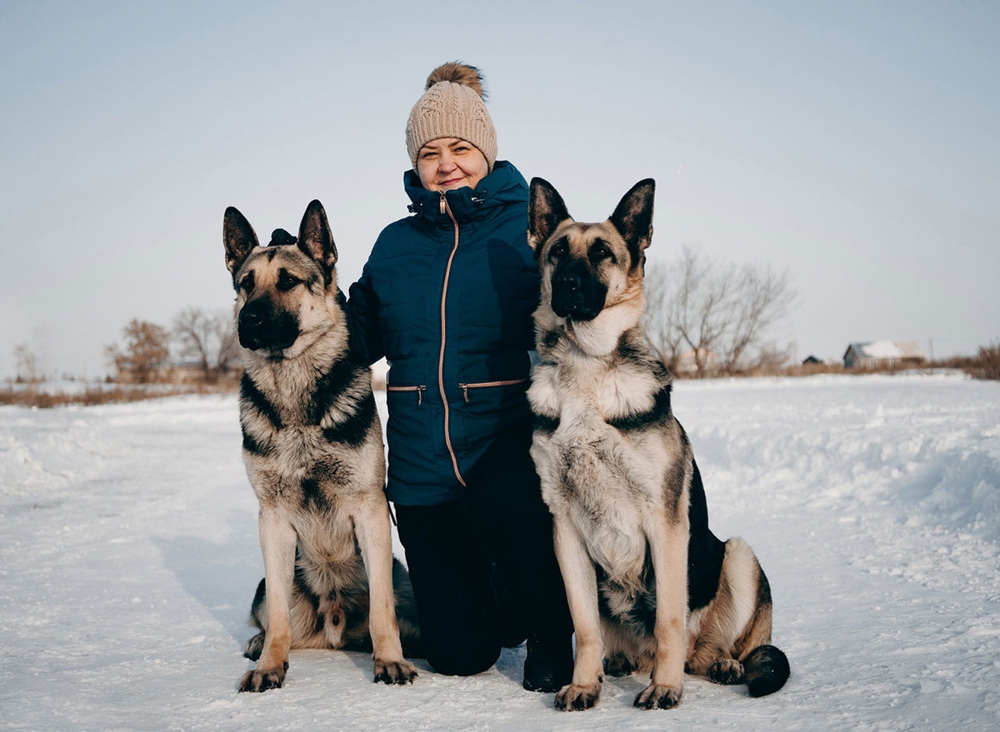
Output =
[
  {"x1": 386, "y1": 384, "x2": 427, "y2": 406},
  {"x1": 457, "y1": 378, "x2": 528, "y2": 403}
]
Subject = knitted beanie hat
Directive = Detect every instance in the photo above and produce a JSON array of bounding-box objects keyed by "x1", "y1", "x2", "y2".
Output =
[{"x1": 405, "y1": 62, "x2": 498, "y2": 172}]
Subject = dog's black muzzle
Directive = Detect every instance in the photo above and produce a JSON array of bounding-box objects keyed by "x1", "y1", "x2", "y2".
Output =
[
  {"x1": 550, "y1": 259, "x2": 607, "y2": 322},
  {"x1": 238, "y1": 299, "x2": 300, "y2": 353}
]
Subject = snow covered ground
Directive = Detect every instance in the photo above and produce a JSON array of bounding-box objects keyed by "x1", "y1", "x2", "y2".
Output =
[{"x1": 2, "y1": 372, "x2": 999, "y2": 731}]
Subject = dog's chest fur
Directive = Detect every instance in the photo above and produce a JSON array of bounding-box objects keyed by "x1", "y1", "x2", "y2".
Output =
[
  {"x1": 529, "y1": 331, "x2": 681, "y2": 583},
  {"x1": 239, "y1": 348, "x2": 383, "y2": 564}
]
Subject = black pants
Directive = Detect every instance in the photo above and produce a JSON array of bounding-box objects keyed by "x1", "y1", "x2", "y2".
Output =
[{"x1": 395, "y1": 427, "x2": 572, "y2": 676}]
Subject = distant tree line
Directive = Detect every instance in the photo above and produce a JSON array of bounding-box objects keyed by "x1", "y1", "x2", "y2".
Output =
[
  {"x1": 9, "y1": 246, "x2": 999, "y2": 388},
  {"x1": 104, "y1": 308, "x2": 239, "y2": 384}
]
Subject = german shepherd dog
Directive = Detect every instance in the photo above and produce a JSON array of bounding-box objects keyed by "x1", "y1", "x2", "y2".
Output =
[
  {"x1": 223, "y1": 200, "x2": 420, "y2": 692},
  {"x1": 526, "y1": 179, "x2": 789, "y2": 711}
]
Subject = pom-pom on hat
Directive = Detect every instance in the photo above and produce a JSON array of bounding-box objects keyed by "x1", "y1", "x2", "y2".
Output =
[{"x1": 405, "y1": 62, "x2": 498, "y2": 172}]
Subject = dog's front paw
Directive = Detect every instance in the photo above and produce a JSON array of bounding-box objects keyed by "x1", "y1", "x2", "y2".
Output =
[
  {"x1": 238, "y1": 665, "x2": 286, "y2": 693},
  {"x1": 634, "y1": 682, "x2": 682, "y2": 710},
  {"x1": 373, "y1": 658, "x2": 418, "y2": 685},
  {"x1": 554, "y1": 682, "x2": 601, "y2": 711}
]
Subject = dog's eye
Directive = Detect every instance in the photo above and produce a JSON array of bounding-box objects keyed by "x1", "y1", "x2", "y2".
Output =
[
  {"x1": 276, "y1": 270, "x2": 301, "y2": 292},
  {"x1": 589, "y1": 241, "x2": 616, "y2": 265},
  {"x1": 239, "y1": 272, "x2": 255, "y2": 294},
  {"x1": 548, "y1": 239, "x2": 568, "y2": 261}
]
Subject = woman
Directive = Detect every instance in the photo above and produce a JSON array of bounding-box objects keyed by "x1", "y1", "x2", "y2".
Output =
[{"x1": 346, "y1": 62, "x2": 573, "y2": 691}]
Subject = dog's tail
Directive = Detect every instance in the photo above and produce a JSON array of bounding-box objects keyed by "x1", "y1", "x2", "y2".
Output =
[{"x1": 742, "y1": 644, "x2": 790, "y2": 697}]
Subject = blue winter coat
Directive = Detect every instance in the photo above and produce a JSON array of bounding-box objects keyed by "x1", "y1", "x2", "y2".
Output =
[{"x1": 346, "y1": 161, "x2": 539, "y2": 506}]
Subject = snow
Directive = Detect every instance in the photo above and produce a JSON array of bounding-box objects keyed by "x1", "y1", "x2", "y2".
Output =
[{"x1": 2, "y1": 372, "x2": 999, "y2": 731}]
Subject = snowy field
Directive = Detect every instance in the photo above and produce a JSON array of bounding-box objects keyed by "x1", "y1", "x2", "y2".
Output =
[{"x1": 2, "y1": 372, "x2": 999, "y2": 731}]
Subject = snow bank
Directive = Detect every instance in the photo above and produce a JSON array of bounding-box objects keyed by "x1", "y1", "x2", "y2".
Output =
[{"x1": 2, "y1": 375, "x2": 998, "y2": 730}]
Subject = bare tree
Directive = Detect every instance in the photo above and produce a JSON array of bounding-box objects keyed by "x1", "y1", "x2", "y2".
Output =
[
  {"x1": 644, "y1": 245, "x2": 795, "y2": 376},
  {"x1": 645, "y1": 249, "x2": 728, "y2": 373},
  {"x1": 13, "y1": 343, "x2": 41, "y2": 384},
  {"x1": 644, "y1": 263, "x2": 684, "y2": 370},
  {"x1": 172, "y1": 308, "x2": 238, "y2": 382},
  {"x1": 747, "y1": 341, "x2": 796, "y2": 374},
  {"x1": 105, "y1": 319, "x2": 171, "y2": 383},
  {"x1": 718, "y1": 263, "x2": 795, "y2": 372},
  {"x1": 217, "y1": 315, "x2": 241, "y2": 374}
]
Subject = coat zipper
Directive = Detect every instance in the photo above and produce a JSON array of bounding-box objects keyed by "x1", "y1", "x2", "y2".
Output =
[
  {"x1": 386, "y1": 384, "x2": 426, "y2": 406},
  {"x1": 439, "y1": 192, "x2": 466, "y2": 487},
  {"x1": 388, "y1": 379, "x2": 526, "y2": 406},
  {"x1": 458, "y1": 378, "x2": 528, "y2": 403}
]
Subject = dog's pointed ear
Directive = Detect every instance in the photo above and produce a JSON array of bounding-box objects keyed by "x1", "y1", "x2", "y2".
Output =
[
  {"x1": 528, "y1": 177, "x2": 572, "y2": 257},
  {"x1": 223, "y1": 206, "x2": 259, "y2": 277},
  {"x1": 609, "y1": 179, "x2": 655, "y2": 268},
  {"x1": 297, "y1": 199, "x2": 338, "y2": 279}
]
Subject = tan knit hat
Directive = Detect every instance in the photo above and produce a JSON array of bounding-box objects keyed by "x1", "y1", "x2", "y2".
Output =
[{"x1": 406, "y1": 62, "x2": 498, "y2": 172}]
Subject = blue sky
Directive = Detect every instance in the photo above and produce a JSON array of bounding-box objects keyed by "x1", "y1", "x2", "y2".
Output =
[{"x1": 1, "y1": 0, "x2": 997, "y2": 378}]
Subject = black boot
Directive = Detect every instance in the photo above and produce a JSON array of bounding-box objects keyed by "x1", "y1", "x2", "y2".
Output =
[{"x1": 522, "y1": 634, "x2": 574, "y2": 692}]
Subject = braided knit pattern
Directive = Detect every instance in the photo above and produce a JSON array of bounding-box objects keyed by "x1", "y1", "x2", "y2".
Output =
[{"x1": 405, "y1": 64, "x2": 497, "y2": 171}]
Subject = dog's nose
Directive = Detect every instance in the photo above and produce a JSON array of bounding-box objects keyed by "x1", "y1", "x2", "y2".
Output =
[
  {"x1": 240, "y1": 308, "x2": 263, "y2": 329},
  {"x1": 557, "y1": 273, "x2": 581, "y2": 292}
]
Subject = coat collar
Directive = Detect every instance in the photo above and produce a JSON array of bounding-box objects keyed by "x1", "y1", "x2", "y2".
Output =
[{"x1": 404, "y1": 161, "x2": 528, "y2": 223}]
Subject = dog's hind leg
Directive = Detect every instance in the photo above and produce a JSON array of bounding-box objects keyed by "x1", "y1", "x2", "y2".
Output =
[
  {"x1": 238, "y1": 508, "x2": 297, "y2": 692},
  {"x1": 354, "y1": 497, "x2": 418, "y2": 685},
  {"x1": 601, "y1": 620, "x2": 653, "y2": 677},
  {"x1": 686, "y1": 537, "x2": 789, "y2": 695},
  {"x1": 724, "y1": 541, "x2": 788, "y2": 696},
  {"x1": 686, "y1": 537, "x2": 760, "y2": 679},
  {"x1": 245, "y1": 571, "x2": 343, "y2": 660},
  {"x1": 243, "y1": 578, "x2": 267, "y2": 661}
]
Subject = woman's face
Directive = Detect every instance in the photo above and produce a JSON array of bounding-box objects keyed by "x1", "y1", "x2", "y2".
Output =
[{"x1": 416, "y1": 138, "x2": 489, "y2": 192}]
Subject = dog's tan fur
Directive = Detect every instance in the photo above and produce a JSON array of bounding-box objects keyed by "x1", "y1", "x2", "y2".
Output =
[
  {"x1": 527, "y1": 178, "x2": 788, "y2": 711},
  {"x1": 223, "y1": 201, "x2": 419, "y2": 692}
]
